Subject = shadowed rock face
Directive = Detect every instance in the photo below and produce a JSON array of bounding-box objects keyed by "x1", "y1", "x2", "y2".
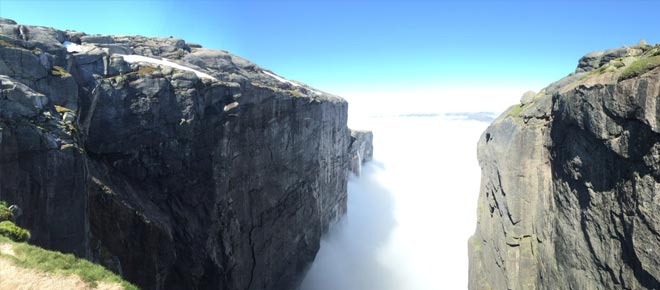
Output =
[
  {"x1": 469, "y1": 45, "x2": 660, "y2": 290},
  {"x1": 0, "y1": 19, "x2": 371, "y2": 290}
]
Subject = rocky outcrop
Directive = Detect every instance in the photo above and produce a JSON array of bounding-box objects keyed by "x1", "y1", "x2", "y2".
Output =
[
  {"x1": 348, "y1": 130, "x2": 373, "y2": 176},
  {"x1": 469, "y1": 44, "x2": 660, "y2": 289},
  {"x1": 0, "y1": 19, "x2": 372, "y2": 290}
]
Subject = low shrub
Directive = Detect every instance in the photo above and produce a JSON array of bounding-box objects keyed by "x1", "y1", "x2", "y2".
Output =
[
  {"x1": 0, "y1": 201, "x2": 12, "y2": 222},
  {"x1": 0, "y1": 221, "x2": 30, "y2": 242}
]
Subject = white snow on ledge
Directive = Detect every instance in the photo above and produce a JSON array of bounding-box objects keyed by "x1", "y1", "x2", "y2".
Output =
[
  {"x1": 63, "y1": 41, "x2": 83, "y2": 53},
  {"x1": 263, "y1": 70, "x2": 300, "y2": 87},
  {"x1": 262, "y1": 70, "x2": 322, "y2": 96},
  {"x1": 63, "y1": 41, "x2": 216, "y2": 80},
  {"x1": 116, "y1": 54, "x2": 217, "y2": 80}
]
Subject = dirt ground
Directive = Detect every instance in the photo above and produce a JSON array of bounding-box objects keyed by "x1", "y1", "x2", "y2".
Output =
[{"x1": 0, "y1": 243, "x2": 123, "y2": 290}]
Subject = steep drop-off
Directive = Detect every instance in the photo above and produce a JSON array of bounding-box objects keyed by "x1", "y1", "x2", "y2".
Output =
[
  {"x1": 0, "y1": 18, "x2": 371, "y2": 290},
  {"x1": 469, "y1": 44, "x2": 660, "y2": 289}
]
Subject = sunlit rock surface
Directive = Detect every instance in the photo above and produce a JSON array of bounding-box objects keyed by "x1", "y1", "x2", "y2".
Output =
[
  {"x1": 348, "y1": 130, "x2": 373, "y2": 176},
  {"x1": 0, "y1": 18, "x2": 372, "y2": 290},
  {"x1": 469, "y1": 45, "x2": 660, "y2": 289}
]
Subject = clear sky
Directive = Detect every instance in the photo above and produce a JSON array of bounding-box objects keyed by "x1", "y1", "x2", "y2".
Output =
[{"x1": 2, "y1": 0, "x2": 659, "y2": 114}]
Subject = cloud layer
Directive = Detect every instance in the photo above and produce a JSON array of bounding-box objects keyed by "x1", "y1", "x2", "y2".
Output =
[{"x1": 301, "y1": 115, "x2": 491, "y2": 290}]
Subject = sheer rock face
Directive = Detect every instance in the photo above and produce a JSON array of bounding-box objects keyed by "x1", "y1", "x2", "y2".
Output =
[
  {"x1": 348, "y1": 130, "x2": 373, "y2": 176},
  {"x1": 0, "y1": 19, "x2": 372, "y2": 290},
  {"x1": 469, "y1": 45, "x2": 660, "y2": 290}
]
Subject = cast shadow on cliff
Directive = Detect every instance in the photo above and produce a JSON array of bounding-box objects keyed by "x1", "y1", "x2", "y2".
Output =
[
  {"x1": 298, "y1": 161, "x2": 399, "y2": 290},
  {"x1": 550, "y1": 111, "x2": 660, "y2": 289}
]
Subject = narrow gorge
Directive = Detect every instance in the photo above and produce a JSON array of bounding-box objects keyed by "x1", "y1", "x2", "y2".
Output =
[{"x1": 0, "y1": 18, "x2": 372, "y2": 290}]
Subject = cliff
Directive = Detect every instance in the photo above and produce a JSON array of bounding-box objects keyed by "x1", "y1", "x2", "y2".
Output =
[
  {"x1": 469, "y1": 44, "x2": 660, "y2": 289},
  {"x1": 0, "y1": 18, "x2": 372, "y2": 290},
  {"x1": 348, "y1": 130, "x2": 373, "y2": 176}
]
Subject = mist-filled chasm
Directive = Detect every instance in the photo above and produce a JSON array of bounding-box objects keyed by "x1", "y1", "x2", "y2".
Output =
[{"x1": 300, "y1": 113, "x2": 492, "y2": 290}]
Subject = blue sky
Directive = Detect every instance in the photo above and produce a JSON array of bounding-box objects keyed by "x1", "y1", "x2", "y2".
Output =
[{"x1": 1, "y1": 0, "x2": 659, "y2": 113}]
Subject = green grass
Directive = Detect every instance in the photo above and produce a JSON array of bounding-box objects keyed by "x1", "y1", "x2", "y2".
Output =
[
  {"x1": 507, "y1": 104, "x2": 524, "y2": 117},
  {"x1": 0, "y1": 236, "x2": 138, "y2": 290},
  {"x1": 0, "y1": 199, "x2": 136, "y2": 288},
  {"x1": 0, "y1": 201, "x2": 12, "y2": 222},
  {"x1": 594, "y1": 64, "x2": 619, "y2": 74},
  {"x1": 611, "y1": 60, "x2": 625, "y2": 69},
  {"x1": 641, "y1": 46, "x2": 660, "y2": 57},
  {"x1": 652, "y1": 48, "x2": 660, "y2": 57},
  {"x1": 619, "y1": 55, "x2": 660, "y2": 80},
  {"x1": 0, "y1": 202, "x2": 27, "y2": 242},
  {"x1": 0, "y1": 221, "x2": 29, "y2": 242},
  {"x1": 506, "y1": 102, "x2": 533, "y2": 119},
  {"x1": 579, "y1": 60, "x2": 625, "y2": 82}
]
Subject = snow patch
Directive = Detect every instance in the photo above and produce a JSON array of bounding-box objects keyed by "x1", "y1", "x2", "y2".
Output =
[
  {"x1": 263, "y1": 70, "x2": 299, "y2": 87},
  {"x1": 262, "y1": 70, "x2": 324, "y2": 96},
  {"x1": 224, "y1": 101, "x2": 239, "y2": 112},
  {"x1": 63, "y1": 41, "x2": 82, "y2": 53},
  {"x1": 116, "y1": 54, "x2": 216, "y2": 80}
]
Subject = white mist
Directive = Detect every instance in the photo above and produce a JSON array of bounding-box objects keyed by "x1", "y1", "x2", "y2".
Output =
[{"x1": 301, "y1": 114, "x2": 491, "y2": 290}]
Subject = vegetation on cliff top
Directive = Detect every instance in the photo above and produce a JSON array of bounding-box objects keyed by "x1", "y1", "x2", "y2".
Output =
[
  {"x1": 619, "y1": 55, "x2": 660, "y2": 80},
  {"x1": 506, "y1": 43, "x2": 660, "y2": 123},
  {"x1": 0, "y1": 200, "x2": 138, "y2": 289}
]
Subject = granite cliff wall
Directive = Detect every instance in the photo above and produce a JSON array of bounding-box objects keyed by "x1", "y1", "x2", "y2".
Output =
[
  {"x1": 469, "y1": 44, "x2": 660, "y2": 289},
  {"x1": 348, "y1": 130, "x2": 373, "y2": 176},
  {"x1": 0, "y1": 18, "x2": 371, "y2": 290}
]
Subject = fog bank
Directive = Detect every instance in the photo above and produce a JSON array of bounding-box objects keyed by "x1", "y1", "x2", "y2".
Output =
[{"x1": 301, "y1": 114, "x2": 491, "y2": 290}]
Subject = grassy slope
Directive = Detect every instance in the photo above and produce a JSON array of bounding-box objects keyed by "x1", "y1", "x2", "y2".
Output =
[
  {"x1": 0, "y1": 236, "x2": 138, "y2": 290},
  {"x1": 0, "y1": 201, "x2": 138, "y2": 290}
]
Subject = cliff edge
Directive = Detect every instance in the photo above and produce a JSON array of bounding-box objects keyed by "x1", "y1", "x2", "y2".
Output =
[
  {"x1": 469, "y1": 44, "x2": 660, "y2": 289},
  {"x1": 0, "y1": 18, "x2": 372, "y2": 290}
]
